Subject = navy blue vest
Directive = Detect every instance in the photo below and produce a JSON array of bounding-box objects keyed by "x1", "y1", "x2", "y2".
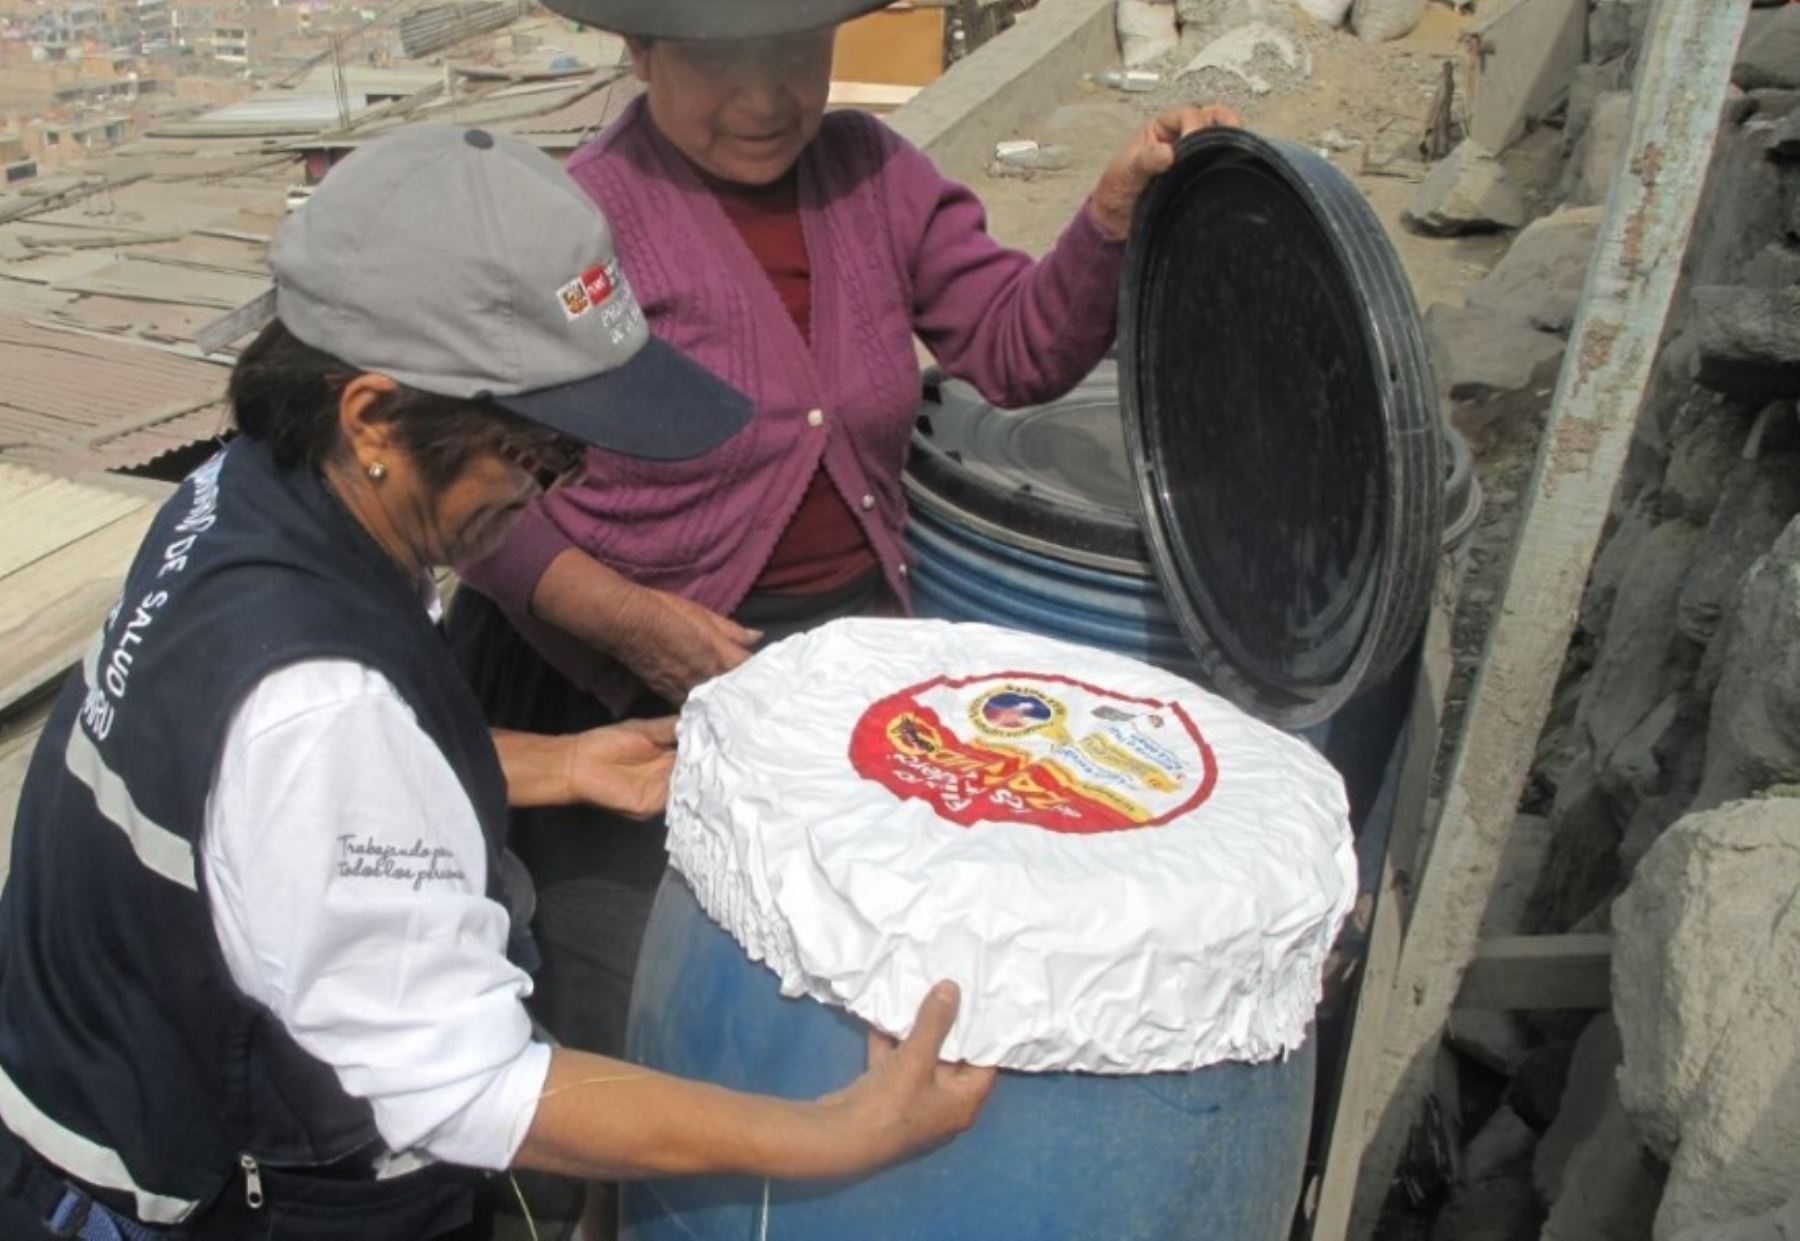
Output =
[{"x1": 0, "y1": 438, "x2": 511, "y2": 1236}]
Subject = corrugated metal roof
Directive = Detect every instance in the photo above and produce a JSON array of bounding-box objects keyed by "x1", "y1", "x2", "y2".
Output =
[
  {"x1": 36, "y1": 295, "x2": 226, "y2": 351},
  {"x1": 0, "y1": 250, "x2": 118, "y2": 288},
  {"x1": 131, "y1": 232, "x2": 268, "y2": 276},
  {"x1": 53, "y1": 257, "x2": 269, "y2": 310},
  {"x1": 0, "y1": 277, "x2": 80, "y2": 321},
  {"x1": 0, "y1": 316, "x2": 228, "y2": 452},
  {"x1": 15, "y1": 401, "x2": 233, "y2": 476},
  {"x1": 408, "y1": 73, "x2": 595, "y2": 125},
  {"x1": 24, "y1": 176, "x2": 291, "y2": 237},
  {"x1": 0, "y1": 461, "x2": 146, "y2": 579},
  {"x1": 0, "y1": 460, "x2": 160, "y2": 712},
  {"x1": 501, "y1": 73, "x2": 641, "y2": 137}
]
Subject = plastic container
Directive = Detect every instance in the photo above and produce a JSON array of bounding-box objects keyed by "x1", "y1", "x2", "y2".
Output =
[{"x1": 622, "y1": 874, "x2": 1318, "y2": 1241}]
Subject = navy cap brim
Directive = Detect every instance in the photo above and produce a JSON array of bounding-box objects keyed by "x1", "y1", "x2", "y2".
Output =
[{"x1": 495, "y1": 335, "x2": 753, "y2": 461}]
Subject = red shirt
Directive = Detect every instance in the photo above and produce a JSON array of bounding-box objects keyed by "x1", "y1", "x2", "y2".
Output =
[{"x1": 710, "y1": 172, "x2": 879, "y2": 596}]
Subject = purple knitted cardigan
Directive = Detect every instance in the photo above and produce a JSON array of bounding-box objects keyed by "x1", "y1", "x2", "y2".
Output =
[{"x1": 460, "y1": 97, "x2": 1125, "y2": 696}]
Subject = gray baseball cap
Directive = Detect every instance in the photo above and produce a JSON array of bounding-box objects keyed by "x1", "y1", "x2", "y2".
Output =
[{"x1": 268, "y1": 124, "x2": 750, "y2": 460}]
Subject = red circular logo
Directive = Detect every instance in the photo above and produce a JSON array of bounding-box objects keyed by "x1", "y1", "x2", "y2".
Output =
[{"x1": 849, "y1": 672, "x2": 1217, "y2": 835}]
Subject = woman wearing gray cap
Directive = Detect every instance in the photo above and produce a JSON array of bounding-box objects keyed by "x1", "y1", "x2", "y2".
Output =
[
  {"x1": 448, "y1": 0, "x2": 1238, "y2": 1155},
  {"x1": 0, "y1": 124, "x2": 991, "y2": 1241}
]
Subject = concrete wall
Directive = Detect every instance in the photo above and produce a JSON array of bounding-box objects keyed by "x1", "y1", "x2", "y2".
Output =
[{"x1": 889, "y1": 0, "x2": 1119, "y2": 181}]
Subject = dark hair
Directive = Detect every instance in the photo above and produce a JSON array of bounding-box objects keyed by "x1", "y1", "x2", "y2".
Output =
[{"x1": 228, "y1": 319, "x2": 545, "y2": 490}]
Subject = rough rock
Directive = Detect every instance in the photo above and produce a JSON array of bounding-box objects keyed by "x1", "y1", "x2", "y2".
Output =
[
  {"x1": 1565, "y1": 91, "x2": 1634, "y2": 207},
  {"x1": 1694, "y1": 286, "x2": 1800, "y2": 401},
  {"x1": 1582, "y1": 497, "x2": 1656, "y2": 640},
  {"x1": 1449, "y1": 1009, "x2": 1531, "y2": 1075},
  {"x1": 1527, "y1": 767, "x2": 1622, "y2": 933},
  {"x1": 1733, "y1": 5, "x2": 1800, "y2": 92},
  {"x1": 1117, "y1": 0, "x2": 1180, "y2": 67},
  {"x1": 1589, "y1": 0, "x2": 1650, "y2": 65},
  {"x1": 1749, "y1": 90, "x2": 1800, "y2": 124},
  {"x1": 1726, "y1": 87, "x2": 1757, "y2": 128},
  {"x1": 1603, "y1": 692, "x2": 1681, "y2": 803},
  {"x1": 1509, "y1": 1039, "x2": 1577, "y2": 1132},
  {"x1": 1407, "y1": 140, "x2": 1530, "y2": 235},
  {"x1": 1464, "y1": 1105, "x2": 1538, "y2": 1184},
  {"x1": 1677, "y1": 453, "x2": 1800, "y2": 648},
  {"x1": 1662, "y1": 403, "x2": 1749, "y2": 525},
  {"x1": 1465, "y1": 206, "x2": 1604, "y2": 334},
  {"x1": 1536, "y1": 669, "x2": 1594, "y2": 800},
  {"x1": 1659, "y1": 333, "x2": 1703, "y2": 397},
  {"x1": 1295, "y1": 0, "x2": 1352, "y2": 26},
  {"x1": 1698, "y1": 517, "x2": 1800, "y2": 807},
  {"x1": 1541, "y1": 1086, "x2": 1665, "y2": 1241},
  {"x1": 1567, "y1": 60, "x2": 1629, "y2": 156},
  {"x1": 1741, "y1": 243, "x2": 1800, "y2": 289},
  {"x1": 1613, "y1": 797, "x2": 1800, "y2": 1238},
  {"x1": 1432, "y1": 1174, "x2": 1540, "y2": 1241},
  {"x1": 1351, "y1": 0, "x2": 1424, "y2": 44},
  {"x1": 1618, "y1": 776, "x2": 1703, "y2": 876},
  {"x1": 1671, "y1": 1194, "x2": 1800, "y2": 1241},
  {"x1": 1426, "y1": 305, "x2": 1564, "y2": 399},
  {"x1": 1684, "y1": 120, "x2": 1791, "y2": 287},
  {"x1": 1535, "y1": 1013, "x2": 1623, "y2": 1206},
  {"x1": 1769, "y1": 112, "x2": 1800, "y2": 162},
  {"x1": 1575, "y1": 518, "x2": 1704, "y2": 764}
]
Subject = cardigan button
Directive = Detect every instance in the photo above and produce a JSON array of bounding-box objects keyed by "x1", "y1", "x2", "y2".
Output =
[
  {"x1": 860, "y1": 494, "x2": 875, "y2": 510},
  {"x1": 806, "y1": 409, "x2": 825, "y2": 428},
  {"x1": 897, "y1": 563, "x2": 909, "y2": 577}
]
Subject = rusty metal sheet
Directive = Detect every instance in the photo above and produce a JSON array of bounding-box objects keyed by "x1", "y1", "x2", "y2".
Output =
[{"x1": 0, "y1": 317, "x2": 228, "y2": 453}]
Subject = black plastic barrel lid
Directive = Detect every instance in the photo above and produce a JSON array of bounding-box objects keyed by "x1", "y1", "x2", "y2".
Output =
[
  {"x1": 906, "y1": 361, "x2": 1152, "y2": 572},
  {"x1": 1121, "y1": 129, "x2": 1443, "y2": 728}
]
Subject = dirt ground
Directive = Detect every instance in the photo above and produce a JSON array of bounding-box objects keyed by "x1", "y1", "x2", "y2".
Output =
[{"x1": 978, "y1": 7, "x2": 1525, "y2": 307}]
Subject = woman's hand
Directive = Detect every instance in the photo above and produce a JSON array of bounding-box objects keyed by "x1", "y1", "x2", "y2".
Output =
[
  {"x1": 567, "y1": 717, "x2": 678, "y2": 818},
  {"x1": 493, "y1": 718, "x2": 676, "y2": 813},
  {"x1": 616, "y1": 589, "x2": 762, "y2": 705},
  {"x1": 516, "y1": 980, "x2": 994, "y2": 1182},
  {"x1": 1087, "y1": 103, "x2": 1244, "y2": 241},
  {"x1": 530, "y1": 549, "x2": 761, "y2": 706},
  {"x1": 805, "y1": 983, "x2": 997, "y2": 1175}
]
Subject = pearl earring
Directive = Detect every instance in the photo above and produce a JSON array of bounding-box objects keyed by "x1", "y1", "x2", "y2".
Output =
[{"x1": 366, "y1": 462, "x2": 388, "y2": 482}]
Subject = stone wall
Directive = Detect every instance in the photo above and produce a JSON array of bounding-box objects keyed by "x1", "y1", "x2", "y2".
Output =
[{"x1": 1418, "y1": 5, "x2": 1800, "y2": 1239}]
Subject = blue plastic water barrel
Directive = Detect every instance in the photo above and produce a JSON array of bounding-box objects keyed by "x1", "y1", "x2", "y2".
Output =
[
  {"x1": 907, "y1": 510, "x2": 1204, "y2": 679},
  {"x1": 903, "y1": 367, "x2": 1478, "y2": 692},
  {"x1": 623, "y1": 873, "x2": 1317, "y2": 1241}
]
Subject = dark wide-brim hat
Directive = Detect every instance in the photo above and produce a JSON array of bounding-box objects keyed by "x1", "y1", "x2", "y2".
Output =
[{"x1": 541, "y1": 0, "x2": 893, "y2": 40}]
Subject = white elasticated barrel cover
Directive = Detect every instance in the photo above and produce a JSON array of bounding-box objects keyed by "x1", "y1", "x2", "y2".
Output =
[{"x1": 667, "y1": 618, "x2": 1357, "y2": 1073}]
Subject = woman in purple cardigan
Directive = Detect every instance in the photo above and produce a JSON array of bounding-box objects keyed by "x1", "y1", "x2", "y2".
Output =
[{"x1": 450, "y1": 0, "x2": 1238, "y2": 1130}]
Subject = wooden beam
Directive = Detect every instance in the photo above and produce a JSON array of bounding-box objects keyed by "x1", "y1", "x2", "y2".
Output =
[
  {"x1": 1341, "y1": 2, "x2": 1751, "y2": 1237},
  {"x1": 1458, "y1": 934, "x2": 1612, "y2": 1011},
  {"x1": 1306, "y1": 655, "x2": 1440, "y2": 1240}
]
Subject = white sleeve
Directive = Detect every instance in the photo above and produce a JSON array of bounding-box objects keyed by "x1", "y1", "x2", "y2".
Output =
[{"x1": 203, "y1": 660, "x2": 551, "y2": 1171}]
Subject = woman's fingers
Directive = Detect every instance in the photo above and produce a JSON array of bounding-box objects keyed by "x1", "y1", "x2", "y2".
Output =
[{"x1": 1089, "y1": 99, "x2": 1242, "y2": 239}]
